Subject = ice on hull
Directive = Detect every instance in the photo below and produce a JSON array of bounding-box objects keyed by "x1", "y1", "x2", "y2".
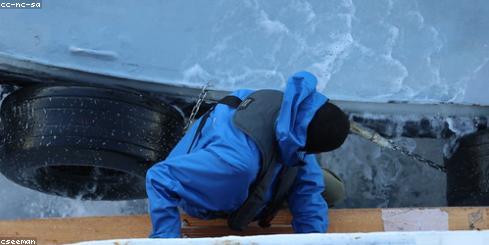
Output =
[
  {"x1": 0, "y1": 0, "x2": 488, "y2": 105},
  {"x1": 71, "y1": 231, "x2": 489, "y2": 245}
]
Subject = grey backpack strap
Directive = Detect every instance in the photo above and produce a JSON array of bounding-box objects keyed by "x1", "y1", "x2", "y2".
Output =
[
  {"x1": 258, "y1": 165, "x2": 299, "y2": 228},
  {"x1": 186, "y1": 95, "x2": 243, "y2": 153},
  {"x1": 232, "y1": 90, "x2": 283, "y2": 171},
  {"x1": 227, "y1": 90, "x2": 284, "y2": 231}
]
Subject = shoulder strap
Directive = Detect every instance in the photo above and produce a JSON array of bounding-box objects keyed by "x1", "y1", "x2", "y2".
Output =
[
  {"x1": 227, "y1": 90, "x2": 284, "y2": 231},
  {"x1": 187, "y1": 95, "x2": 242, "y2": 153},
  {"x1": 258, "y1": 166, "x2": 299, "y2": 228},
  {"x1": 219, "y1": 95, "x2": 243, "y2": 108}
]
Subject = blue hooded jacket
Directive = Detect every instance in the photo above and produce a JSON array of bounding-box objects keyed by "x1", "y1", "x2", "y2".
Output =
[{"x1": 146, "y1": 71, "x2": 329, "y2": 238}]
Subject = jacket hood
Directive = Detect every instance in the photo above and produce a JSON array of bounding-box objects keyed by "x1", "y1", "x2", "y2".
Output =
[{"x1": 275, "y1": 71, "x2": 328, "y2": 166}]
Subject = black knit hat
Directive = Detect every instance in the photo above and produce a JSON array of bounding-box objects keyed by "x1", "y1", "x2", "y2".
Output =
[{"x1": 304, "y1": 102, "x2": 350, "y2": 153}]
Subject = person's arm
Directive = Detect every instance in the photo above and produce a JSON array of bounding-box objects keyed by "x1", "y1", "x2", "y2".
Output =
[
  {"x1": 144, "y1": 116, "x2": 211, "y2": 238},
  {"x1": 146, "y1": 147, "x2": 259, "y2": 238},
  {"x1": 146, "y1": 162, "x2": 184, "y2": 238},
  {"x1": 287, "y1": 154, "x2": 328, "y2": 233}
]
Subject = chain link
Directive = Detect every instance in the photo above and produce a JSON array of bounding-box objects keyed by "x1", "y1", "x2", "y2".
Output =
[
  {"x1": 350, "y1": 121, "x2": 446, "y2": 172},
  {"x1": 183, "y1": 80, "x2": 211, "y2": 132},
  {"x1": 389, "y1": 139, "x2": 446, "y2": 172}
]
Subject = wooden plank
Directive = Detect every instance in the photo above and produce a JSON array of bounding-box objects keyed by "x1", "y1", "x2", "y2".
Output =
[
  {"x1": 0, "y1": 207, "x2": 488, "y2": 245},
  {"x1": 444, "y1": 207, "x2": 489, "y2": 230},
  {"x1": 329, "y1": 208, "x2": 383, "y2": 233},
  {"x1": 0, "y1": 215, "x2": 150, "y2": 245}
]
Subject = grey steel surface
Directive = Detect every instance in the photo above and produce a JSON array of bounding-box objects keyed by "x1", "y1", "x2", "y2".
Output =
[{"x1": 1, "y1": 55, "x2": 488, "y2": 118}]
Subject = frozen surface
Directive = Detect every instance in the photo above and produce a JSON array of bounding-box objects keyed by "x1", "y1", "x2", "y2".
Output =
[
  {"x1": 72, "y1": 231, "x2": 489, "y2": 245},
  {"x1": 0, "y1": 0, "x2": 488, "y2": 104}
]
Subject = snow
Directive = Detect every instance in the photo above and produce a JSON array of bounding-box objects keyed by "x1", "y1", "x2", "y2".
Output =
[
  {"x1": 70, "y1": 231, "x2": 489, "y2": 245},
  {"x1": 0, "y1": 0, "x2": 487, "y2": 104}
]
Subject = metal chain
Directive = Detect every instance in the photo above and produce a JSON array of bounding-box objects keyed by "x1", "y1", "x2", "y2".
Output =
[
  {"x1": 183, "y1": 80, "x2": 211, "y2": 132},
  {"x1": 389, "y1": 139, "x2": 446, "y2": 172},
  {"x1": 350, "y1": 121, "x2": 446, "y2": 172}
]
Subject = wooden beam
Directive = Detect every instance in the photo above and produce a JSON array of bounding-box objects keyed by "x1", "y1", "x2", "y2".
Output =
[{"x1": 0, "y1": 207, "x2": 488, "y2": 245}]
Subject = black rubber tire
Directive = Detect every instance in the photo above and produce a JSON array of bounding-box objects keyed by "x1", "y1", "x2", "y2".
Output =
[
  {"x1": 446, "y1": 129, "x2": 489, "y2": 206},
  {"x1": 0, "y1": 84, "x2": 184, "y2": 200}
]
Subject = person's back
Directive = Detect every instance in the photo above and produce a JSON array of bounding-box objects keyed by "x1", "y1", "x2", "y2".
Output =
[{"x1": 147, "y1": 89, "x2": 261, "y2": 219}]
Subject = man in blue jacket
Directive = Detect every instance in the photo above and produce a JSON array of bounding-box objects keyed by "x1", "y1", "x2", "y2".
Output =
[{"x1": 146, "y1": 71, "x2": 350, "y2": 238}]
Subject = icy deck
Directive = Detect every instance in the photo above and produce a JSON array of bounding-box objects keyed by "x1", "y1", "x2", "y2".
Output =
[{"x1": 72, "y1": 231, "x2": 489, "y2": 245}]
